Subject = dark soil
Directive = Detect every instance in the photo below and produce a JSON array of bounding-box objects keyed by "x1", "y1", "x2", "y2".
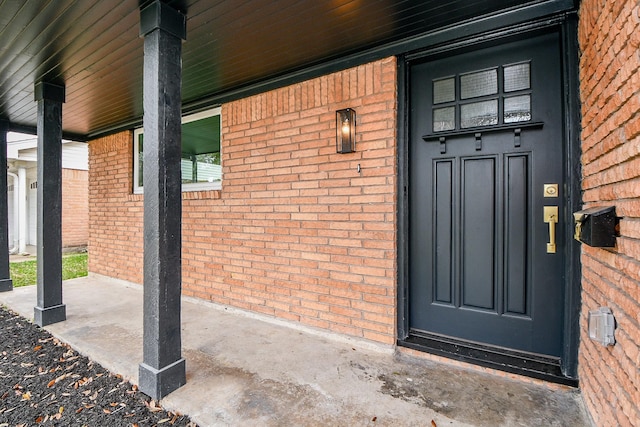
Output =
[{"x1": 0, "y1": 306, "x2": 197, "y2": 427}]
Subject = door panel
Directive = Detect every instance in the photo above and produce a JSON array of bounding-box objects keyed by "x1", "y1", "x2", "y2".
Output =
[
  {"x1": 408, "y1": 32, "x2": 565, "y2": 357},
  {"x1": 461, "y1": 156, "x2": 496, "y2": 311},
  {"x1": 434, "y1": 159, "x2": 453, "y2": 304},
  {"x1": 505, "y1": 154, "x2": 529, "y2": 315}
]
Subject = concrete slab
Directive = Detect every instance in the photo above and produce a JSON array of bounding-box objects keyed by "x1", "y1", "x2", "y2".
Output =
[
  {"x1": 8, "y1": 253, "x2": 36, "y2": 263},
  {"x1": 0, "y1": 275, "x2": 593, "y2": 427},
  {"x1": 9, "y1": 245, "x2": 85, "y2": 263}
]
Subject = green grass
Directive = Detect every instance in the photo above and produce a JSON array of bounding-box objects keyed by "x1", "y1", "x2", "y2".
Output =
[{"x1": 9, "y1": 253, "x2": 88, "y2": 288}]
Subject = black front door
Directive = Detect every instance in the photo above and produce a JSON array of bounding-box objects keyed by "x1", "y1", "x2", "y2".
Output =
[{"x1": 408, "y1": 32, "x2": 566, "y2": 359}]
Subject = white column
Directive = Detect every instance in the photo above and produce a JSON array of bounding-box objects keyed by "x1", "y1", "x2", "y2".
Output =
[
  {"x1": 18, "y1": 167, "x2": 27, "y2": 254},
  {"x1": 7, "y1": 172, "x2": 19, "y2": 253}
]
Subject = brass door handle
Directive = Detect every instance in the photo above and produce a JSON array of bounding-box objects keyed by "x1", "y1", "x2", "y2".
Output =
[{"x1": 544, "y1": 206, "x2": 558, "y2": 253}]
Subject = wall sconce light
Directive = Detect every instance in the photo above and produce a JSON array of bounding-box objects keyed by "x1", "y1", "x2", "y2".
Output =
[{"x1": 336, "y1": 108, "x2": 356, "y2": 153}]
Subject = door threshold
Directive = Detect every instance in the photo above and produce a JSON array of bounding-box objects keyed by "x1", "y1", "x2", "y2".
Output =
[{"x1": 399, "y1": 331, "x2": 578, "y2": 387}]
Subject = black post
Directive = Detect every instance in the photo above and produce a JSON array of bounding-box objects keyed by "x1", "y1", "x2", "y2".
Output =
[
  {"x1": 0, "y1": 120, "x2": 13, "y2": 292},
  {"x1": 138, "y1": 1, "x2": 187, "y2": 400},
  {"x1": 33, "y1": 82, "x2": 66, "y2": 326}
]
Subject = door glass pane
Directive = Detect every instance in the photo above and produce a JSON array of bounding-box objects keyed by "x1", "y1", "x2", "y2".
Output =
[
  {"x1": 504, "y1": 63, "x2": 530, "y2": 92},
  {"x1": 461, "y1": 100, "x2": 498, "y2": 128},
  {"x1": 460, "y1": 69, "x2": 497, "y2": 99},
  {"x1": 433, "y1": 107, "x2": 455, "y2": 132},
  {"x1": 504, "y1": 95, "x2": 531, "y2": 123},
  {"x1": 433, "y1": 77, "x2": 455, "y2": 104}
]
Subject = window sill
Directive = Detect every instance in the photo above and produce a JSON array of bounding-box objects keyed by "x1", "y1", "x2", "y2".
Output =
[
  {"x1": 128, "y1": 188, "x2": 222, "y2": 202},
  {"x1": 182, "y1": 189, "x2": 221, "y2": 200}
]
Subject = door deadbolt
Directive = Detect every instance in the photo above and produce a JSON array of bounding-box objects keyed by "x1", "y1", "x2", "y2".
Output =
[{"x1": 544, "y1": 184, "x2": 559, "y2": 198}]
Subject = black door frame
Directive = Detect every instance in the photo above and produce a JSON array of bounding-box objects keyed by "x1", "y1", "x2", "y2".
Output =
[{"x1": 396, "y1": 13, "x2": 582, "y2": 385}]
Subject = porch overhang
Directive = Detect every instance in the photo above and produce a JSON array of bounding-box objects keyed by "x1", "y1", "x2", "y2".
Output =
[{"x1": 0, "y1": 0, "x2": 577, "y2": 139}]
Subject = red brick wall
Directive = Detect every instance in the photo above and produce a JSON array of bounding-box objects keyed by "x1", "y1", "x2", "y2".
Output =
[
  {"x1": 89, "y1": 57, "x2": 398, "y2": 344},
  {"x1": 61, "y1": 168, "x2": 88, "y2": 249},
  {"x1": 578, "y1": 1, "x2": 640, "y2": 425},
  {"x1": 88, "y1": 132, "x2": 144, "y2": 284}
]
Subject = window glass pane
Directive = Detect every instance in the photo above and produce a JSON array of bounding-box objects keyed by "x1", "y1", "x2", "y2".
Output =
[
  {"x1": 433, "y1": 77, "x2": 455, "y2": 104},
  {"x1": 461, "y1": 100, "x2": 498, "y2": 128},
  {"x1": 181, "y1": 115, "x2": 221, "y2": 184},
  {"x1": 460, "y1": 69, "x2": 497, "y2": 99},
  {"x1": 504, "y1": 63, "x2": 530, "y2": 92},
  {"x1": 504, "y1": 95, "x2": 531, "y2": 123},
  {"x1": 135, "y1": 110, "x2": 221, "y2": 189},
  {"x1": 182, "y1": 153, "x2": 222, "y2": 184},
  {"x1": 138, "y1": 134, "x2": 144, "y2": 187},
  {"x1": 196, "y1": 154, "x2": 222, "y2": 183},
  {"x1": 181, "y1": 115, "x2": 220, "y2": 156},
  {"x1": 181, "y1": 157, "x2": 194, "y2": 183},
  {"x1": 433, "y1": 106, "x2": 455, "y2": 132}
]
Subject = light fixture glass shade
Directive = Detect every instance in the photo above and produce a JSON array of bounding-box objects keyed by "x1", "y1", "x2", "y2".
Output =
[{"x1": 336, "y1": 108, "x2": 356, "y2": 153}]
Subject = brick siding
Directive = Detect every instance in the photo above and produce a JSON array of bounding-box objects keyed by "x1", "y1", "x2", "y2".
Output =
[
  {"x1": 578, "y1": 1, "x2": 640, "y2": 425},
  {"x1": 88, "y1": 57, "x2": 398, "y2": 344},
  {"x1": 88, "y1": 131, "x2": 144, "y2": 284},
  {"x1": 61, "y1": 168, "x2": 88, "y2": 249}
]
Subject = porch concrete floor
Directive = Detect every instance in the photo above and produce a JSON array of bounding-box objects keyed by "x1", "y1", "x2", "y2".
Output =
[{"x1": 0, "y1": 275, "x2": 592, "y2": 427}]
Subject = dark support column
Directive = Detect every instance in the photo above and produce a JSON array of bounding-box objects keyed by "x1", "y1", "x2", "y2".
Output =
[
  {"x1": 138, "y1": 1, "x2": 186, "y2": 400},
  {"x1": 0, "y1": 120, "x2": 13, "y2": 292},
  {"x1": 33, "y1": 82, "x2": 66, "y2": 326}
]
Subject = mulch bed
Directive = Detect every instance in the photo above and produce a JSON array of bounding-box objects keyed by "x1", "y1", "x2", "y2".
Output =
[{"x1": 0, "y1": 306, "x2": 197, "y2": 427}]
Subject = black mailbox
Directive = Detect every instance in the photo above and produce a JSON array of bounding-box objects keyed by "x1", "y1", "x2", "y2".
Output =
[{"x1": 573, "y1": 206, "x2": 619, "y2": 247}]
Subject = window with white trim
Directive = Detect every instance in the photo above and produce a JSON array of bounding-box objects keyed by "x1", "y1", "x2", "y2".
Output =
[{"x1": 133, "y1": 107, "x2": 222, "y2": 193}]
